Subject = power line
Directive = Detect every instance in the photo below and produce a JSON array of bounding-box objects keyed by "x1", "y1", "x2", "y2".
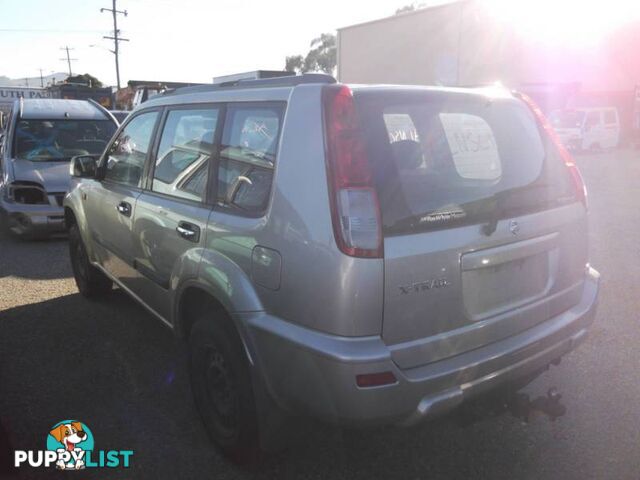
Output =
[
  {"x1": 100, "y1": 0, "x2": 129, "y2": 90},
  {"x1": 59, "y1": 46, "x2": 77, "y2": 76}
]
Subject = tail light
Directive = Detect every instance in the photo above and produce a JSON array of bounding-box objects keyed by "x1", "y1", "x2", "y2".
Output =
[
  {"x1": 559, "y1": 149, "x2": 588, "y2": 208},
  {"x1": 323, "y1": 85, "x2": 383, "y2": 258},
  {"x1": 515, "y1": 92, "x2": 587, "y2": 209}
]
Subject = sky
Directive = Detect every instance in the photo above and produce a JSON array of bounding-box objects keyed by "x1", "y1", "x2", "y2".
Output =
[
  {"x1": 0, "y1": 0, "x2": 428, "y2": 86},
  {"x1": 3, "y1": 0, "x2": 639, "y2": 88}
]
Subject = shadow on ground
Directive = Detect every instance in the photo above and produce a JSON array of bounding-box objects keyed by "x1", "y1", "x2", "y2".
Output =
[
  {"x1": 0, "y1": 291, "x2": 546, "y2": 480},
  {"x1": 0, "y1": 233, "x2": 71, "y2": 281}
]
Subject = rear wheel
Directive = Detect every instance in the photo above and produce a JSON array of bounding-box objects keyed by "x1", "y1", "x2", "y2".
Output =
[
  {"x1": 189, "y1": 314, "x2": 260, "y2": 464},
  {"x1": 68, "y1": 224, "x2": 112, "y2": 298}
]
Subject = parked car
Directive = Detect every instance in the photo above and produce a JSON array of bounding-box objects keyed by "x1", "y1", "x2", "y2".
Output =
[
  {"x1": 0, "y1": 98, "x2": 118, "y2": 238},
  {"x1": 550, "y1": 107, "x2": 620, "y2": 151},
  {"x1": 64, "y1": 75, "x2": 600, "y2": 462}
]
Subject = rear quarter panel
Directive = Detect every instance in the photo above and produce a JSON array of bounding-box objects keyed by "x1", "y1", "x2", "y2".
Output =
[
  {"x1": 195, "y1": 84, "x2": 383, "y2": 336},
  {"x1": 255, "y1": 84, "x2": 383, "y2": 336}
]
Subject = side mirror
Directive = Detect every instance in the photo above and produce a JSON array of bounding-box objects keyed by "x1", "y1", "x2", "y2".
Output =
[{"x1": 70, "y1": 155, "x2": 98, "y2": 178}]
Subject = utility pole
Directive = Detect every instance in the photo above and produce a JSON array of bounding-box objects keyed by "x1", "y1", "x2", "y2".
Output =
[
  {"x1": 38, "y1": 69, "x2": 44, "y2": 87},
  {"x1": 101, "y1": 0, "x2": 128, "y2": 90},
  {"x1": 60, "y1": 46, "x2": 77, "y2": 76}
]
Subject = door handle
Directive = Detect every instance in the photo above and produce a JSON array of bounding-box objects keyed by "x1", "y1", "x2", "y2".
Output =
[
  {"x1": 176, "y1": 221, "x2": 200, "y2": 242},
  {"x1": 116, "y1": 201, "x2": 132, "y2": 217}
]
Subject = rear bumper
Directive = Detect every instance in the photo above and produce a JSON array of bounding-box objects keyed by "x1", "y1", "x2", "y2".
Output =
[
  {"x1": 0, "y1": 199, "x2": 65, "y2": 237},
  {"x1": 239, "y1": 267, "x2": 599, "y2": 426}
]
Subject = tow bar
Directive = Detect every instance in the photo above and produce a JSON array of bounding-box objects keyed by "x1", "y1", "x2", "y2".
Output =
[
  {"x1": 456, "y1": 387, "x2": 567, "y2": 425},
  {"x1": 507, "y1": 387, "x2": 566, "y2": 423}
]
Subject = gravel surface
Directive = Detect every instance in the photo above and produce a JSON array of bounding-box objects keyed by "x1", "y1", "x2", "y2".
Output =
[{"x1": 0, "y1": 149, "x2": 639, "y2": 479}]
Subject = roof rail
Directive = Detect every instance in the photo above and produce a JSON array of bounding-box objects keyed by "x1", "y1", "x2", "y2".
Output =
[
  {"x1": 161, "y1": 73, "x2": 336, "y2": 97},
  {"x1": 88, "y1": 98, "x2": 119, "y2": 124}
]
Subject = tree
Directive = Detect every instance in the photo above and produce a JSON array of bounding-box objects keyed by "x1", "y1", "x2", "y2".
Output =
[
  {"x1": 395, "y1": 3, "x2": 425, "y2": 14},
  {"x1": 285, "y1": 55, "x2": 304, "y2": 74},
  {"x1": 284, "y1": 33, "x2": 337, "y2": 75},
  {"x1": 66, "y1": 73, "x2": 103, "y2": 88}
]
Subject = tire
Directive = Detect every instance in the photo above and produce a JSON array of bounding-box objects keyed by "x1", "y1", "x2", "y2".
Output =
[
  {"x1": 0, "y1": 212, "x2": 9, "y2": 239},
  {"x1": 68, "y1": 224, "x2": 112, "y2": 298},
  {"x1": 189, "y1": 314, "x2": 260, "y2": 464}
]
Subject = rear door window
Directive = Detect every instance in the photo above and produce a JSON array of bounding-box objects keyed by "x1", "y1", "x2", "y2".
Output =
[
  {"x1": 151, "y1": 107, "x2": 219, "y2": 202},
  {"x1": 216, "y1": 104, "x2": 283, "y2": 215},
  {"x1": 356, "y1": 91, "x2": 575, "y2": 235}
]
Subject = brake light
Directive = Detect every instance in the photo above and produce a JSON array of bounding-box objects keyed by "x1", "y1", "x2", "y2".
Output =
[
  {"x1": 559, "y1": 148, "x2": 588, "y2": 208},
  {"x1": 323, "y1": 85, "x2": 382, "y2": 258},
  {"x1": 515, "y1": 92, "x2": 587, "y2": 209}
]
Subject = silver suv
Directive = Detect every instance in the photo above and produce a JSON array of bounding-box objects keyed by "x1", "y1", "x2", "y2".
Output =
[
  {"x1": 0, "y1": 99, "x2": 118, "y2": 237},
  {"x1": 64, "y1": 74, "x2": 600, "y2": 462}
]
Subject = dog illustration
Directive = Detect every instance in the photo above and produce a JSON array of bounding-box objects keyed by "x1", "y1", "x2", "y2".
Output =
[{"x1": 49, "y1": 422, "x2": 87, "y2": 470}]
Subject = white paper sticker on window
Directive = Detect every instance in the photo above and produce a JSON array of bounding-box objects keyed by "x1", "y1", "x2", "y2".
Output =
[
  {"x1": 383, "y1": 113, "x2": 420, "y2": 143},
  {"x1": 439, "y1": 113, "x2": 501, "y2": 180}
]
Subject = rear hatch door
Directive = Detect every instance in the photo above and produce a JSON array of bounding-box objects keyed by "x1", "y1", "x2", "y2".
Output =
[{"x1": 356, "y1": 88, "x2": 588, "y2": 369}]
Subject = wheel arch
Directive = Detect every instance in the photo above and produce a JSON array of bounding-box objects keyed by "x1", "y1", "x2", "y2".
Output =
[
  {"x1": 173, "y1": 249, "x2": 264, "y2": 339},
  {"x1": 64, "y1": 206, "x2": 77, "y2": 228},
  {"x1": 176, "y1": 283, "x2": 229, "y2": 339},
  {"x1": 174, "y1": 279, "x2": 259, "y2": 344}
]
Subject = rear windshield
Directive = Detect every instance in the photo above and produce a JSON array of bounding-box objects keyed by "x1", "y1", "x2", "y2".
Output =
[
  {"x1": 355, "y1": 91, "x2": 576, "y2": 235},
  {"x1": 14, "y1": 119, "x2": 117, "y2": 162}
]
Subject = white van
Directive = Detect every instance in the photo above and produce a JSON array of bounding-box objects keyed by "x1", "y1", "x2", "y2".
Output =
[{"x1": 551, "y1": 107, "x2": 620, "y2": 151}]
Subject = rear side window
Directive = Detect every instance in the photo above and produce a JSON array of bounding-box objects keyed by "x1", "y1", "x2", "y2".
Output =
[
  {"x1": 104, "y1": 111, "x2": 158, "y2": 187},
  {"x1": 152, "y1": 108, "x2": 219, "y2": 202},
  {"x1": 550, "y1": 110, "x2": 584, "y2": 129},
  {"x1": 356, "y1": 92, "x2": 575, "y2": 235},
  {"x1": 217, "y1": 104, "x2": 283, "y2": 215},
  {"x1": 584, "y1": 111, "x2": 600, "y2": 129}
]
